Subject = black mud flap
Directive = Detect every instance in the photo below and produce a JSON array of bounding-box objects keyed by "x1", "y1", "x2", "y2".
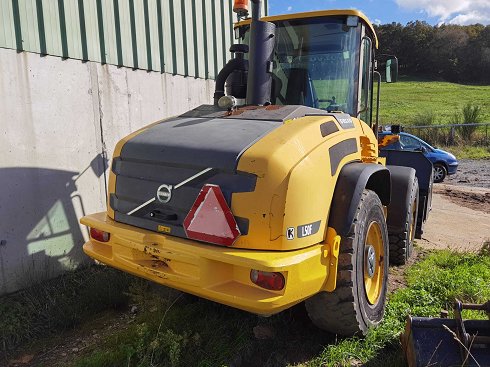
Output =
[
  {"x1": 385, "y1": 165, "x2": 416, "y2": 232},
  {"x1": 379, "y1": 150, "x2": 433, "y2": 239},
  {"x1": 328, "y1": 162, "x2": 391, "y2": 237}
]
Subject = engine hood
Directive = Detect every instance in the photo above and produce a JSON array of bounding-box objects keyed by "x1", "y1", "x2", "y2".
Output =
[
  {"x1": 119, "y1": 115, "x2": 281, "y2": 171},
  {"x1": 110, "y1": 104, "x2": 335, "y2": 242}
]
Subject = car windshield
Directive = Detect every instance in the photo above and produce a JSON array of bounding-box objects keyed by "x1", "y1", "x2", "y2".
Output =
[
  {"x1": 240, "y1": 17, "x2": 361, "y2": 115},
  {"x1": 400, "y1": 134, "x2": 433, "y2": 151}
]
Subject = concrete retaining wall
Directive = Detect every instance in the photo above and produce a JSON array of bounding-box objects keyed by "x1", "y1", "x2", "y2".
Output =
[{"x1": 0, "y1": 47, "x2": 214, "y2": 295}]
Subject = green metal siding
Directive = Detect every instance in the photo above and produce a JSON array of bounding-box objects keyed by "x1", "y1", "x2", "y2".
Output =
[{"x1": 0, "y1": 0, "x2": 268, "y2": 79}]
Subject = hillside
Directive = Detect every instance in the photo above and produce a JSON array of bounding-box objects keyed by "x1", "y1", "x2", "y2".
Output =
[{"x1": 378, "y1": 77, "x2": 490, "y2": 125}]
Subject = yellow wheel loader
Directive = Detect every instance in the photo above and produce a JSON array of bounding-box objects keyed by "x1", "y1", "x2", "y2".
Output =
[{"x1": 80, "y1": 0, "x2": 433, "y2": 336}]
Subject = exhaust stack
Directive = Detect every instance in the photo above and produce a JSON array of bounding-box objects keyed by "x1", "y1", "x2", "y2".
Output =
[{"x1": 245, "y1": 0, "x2": 276, "y2": 106}]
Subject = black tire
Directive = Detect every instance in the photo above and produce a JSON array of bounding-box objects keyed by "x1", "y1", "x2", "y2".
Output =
[
  {"x1": 389, "y1": 178, "x2": 419, "y2": 265},
  {"x1": 305, "y1": 190, "x2": 389, "y2": 336},
  {"x1": 433, "y1": 163, "x2": 447, "y2": 183}
]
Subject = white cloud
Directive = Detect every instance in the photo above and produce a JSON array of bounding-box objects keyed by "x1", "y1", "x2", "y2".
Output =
[
  {"x1": 287, "y1": 6, "x2": 293, "y2": 11},
  {"x1": 395, "y1": 0, "x2": 490, "y2": 25},
  {"x1": 374, "y1": 18, "x2": 382, "y2": 25}
]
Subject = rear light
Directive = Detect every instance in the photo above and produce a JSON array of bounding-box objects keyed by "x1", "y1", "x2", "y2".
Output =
[
  {"x1": 90, "y1": 228, "x2": 110, "y2": 242},
  {"x1": 183, "y1": 184, "x2": 240, "y2": 246},
  {"x1": 250, "y1": 270, "x2": 285, "y2": 291}
]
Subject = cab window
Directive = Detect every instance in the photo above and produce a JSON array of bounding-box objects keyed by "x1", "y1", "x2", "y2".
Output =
[{"x1": 359, "y1": 37, "x2": 372, "y2": 124}]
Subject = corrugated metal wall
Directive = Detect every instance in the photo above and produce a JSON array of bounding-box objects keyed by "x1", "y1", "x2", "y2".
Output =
[{"x1": 0, "y1": 0, "x2": 268, "y2": 79}]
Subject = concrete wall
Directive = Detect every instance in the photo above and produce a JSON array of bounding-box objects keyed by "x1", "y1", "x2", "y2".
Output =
[{"x1": 0, "y1": 47, "x2": 214, "y2": 295}]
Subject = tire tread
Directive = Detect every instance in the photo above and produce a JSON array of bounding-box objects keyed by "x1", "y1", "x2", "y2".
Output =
[{"x1": 305, "y1": 190, "x2": 388, "y2": 336}]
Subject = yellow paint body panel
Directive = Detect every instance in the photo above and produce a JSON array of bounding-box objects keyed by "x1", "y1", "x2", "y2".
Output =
[
  {"x1": 81, "y1": 213, "x2": 341, "y2": 315},
  {"x1": 232, "y1": 115, "x2": 372, "y2": 251},
  {"x1": 84, "y1": 112, "x2": 381, "y2": 313},
  {"x1": 235, "y1": 9, "x2": 379, "y2": 48}
]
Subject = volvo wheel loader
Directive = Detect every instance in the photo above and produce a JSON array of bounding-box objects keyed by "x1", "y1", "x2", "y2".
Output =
[{"x1": 80, "y1": 0, "x2": 433, "y2": 336}]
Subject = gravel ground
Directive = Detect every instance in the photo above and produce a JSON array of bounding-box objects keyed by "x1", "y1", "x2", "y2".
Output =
[{"x1": 444, "y1": 158, "x2": 490, "y2": 189}]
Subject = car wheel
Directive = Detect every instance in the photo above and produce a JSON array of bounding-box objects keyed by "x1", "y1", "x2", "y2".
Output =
[{"x1": 433, "y1": 163, "x2": 447, "y2": 183}]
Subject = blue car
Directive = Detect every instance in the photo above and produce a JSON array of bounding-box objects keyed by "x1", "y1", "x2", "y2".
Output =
[{"x1": 379, "y1": 131, "x2": 459, "y2": 183}]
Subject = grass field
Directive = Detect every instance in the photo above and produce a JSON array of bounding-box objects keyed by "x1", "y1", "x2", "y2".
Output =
[
  {"x1": 68, "y1": 247, "x2": 490, "y2": 367},
  {"x1": 4, "y1": 246, "x2": 487, "y2": 367},
  {"x1": 377, "y1": 77, "x2": 490, "y2": 126},
  {"x1": 445, "y1": 145, "x2": 490, "y2": 159}
]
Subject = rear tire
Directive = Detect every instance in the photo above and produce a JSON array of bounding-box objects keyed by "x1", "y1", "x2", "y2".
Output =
[
  {"x1": 433, "y1": 163, "x2": 446, "y2": 183},
  {"x1": 305, "y1": 190, "x2": 389, "y2": 336},
  {"x1": 389, "y1": 178, "x2": 419, "y2": 265}
]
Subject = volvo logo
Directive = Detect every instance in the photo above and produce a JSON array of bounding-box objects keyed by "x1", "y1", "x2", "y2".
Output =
[
  {"x1": 127, "y1": 167, "x2": 213, "y2": 216},
  {"x1": 156, "y1": 184, "x2": 173, "y2": 203}
]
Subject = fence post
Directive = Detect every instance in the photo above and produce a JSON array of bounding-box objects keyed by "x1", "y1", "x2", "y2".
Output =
[{"x1": 449, "y1": 126, "x2": 455, "y2": 145}]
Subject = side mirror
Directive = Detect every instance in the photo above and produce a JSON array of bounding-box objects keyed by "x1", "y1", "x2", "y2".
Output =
[{"x1": 386, "y1": 57, "x2": 398, "y2": 83}]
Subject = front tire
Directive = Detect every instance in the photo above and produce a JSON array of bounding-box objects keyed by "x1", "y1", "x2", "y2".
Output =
[
  {"x1": 305, "y1": 190, "x2": 389, "y2": 336},
  {"x1": 433, "y1": 163, "x2": 447, "y2": 183},
  {"x1": 389, "y1": 177, "x2": 419, "y2": 265}
]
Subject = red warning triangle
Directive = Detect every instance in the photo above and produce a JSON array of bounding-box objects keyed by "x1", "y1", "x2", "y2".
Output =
[{"x1": 183, "y1": 184, "x2": 241, "y2": 246}]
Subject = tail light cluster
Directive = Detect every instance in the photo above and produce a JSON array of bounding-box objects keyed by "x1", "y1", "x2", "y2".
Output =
[
  {"x1": 90, "y1": 228, "x2": 110, "y2": 242},
  {"x1": 250, "y1": 270, "x2": 285, "y2": 291}
]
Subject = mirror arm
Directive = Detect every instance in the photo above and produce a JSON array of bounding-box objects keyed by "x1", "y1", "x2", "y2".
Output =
[{"x1": 373, "y1": 71, "x2": 381, "y2": 136}]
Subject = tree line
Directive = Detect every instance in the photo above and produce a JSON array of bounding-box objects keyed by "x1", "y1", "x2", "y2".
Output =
[{"x1": 374, "y1": 22, "x2": 490, "y2": 84}]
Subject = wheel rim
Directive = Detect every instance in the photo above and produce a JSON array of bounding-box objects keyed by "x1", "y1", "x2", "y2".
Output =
[
  {"x1": 433, "y1": 166, "x2": 444, "y2": 181},
  {"x1": 364, "y1": 221, "x2": 384, "y2": 305}
]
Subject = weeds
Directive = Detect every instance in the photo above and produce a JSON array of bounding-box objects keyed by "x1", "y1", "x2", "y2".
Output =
[
  {"x1": 308, "y1": 248, "x2": 490, "y2": 367},
  {"x1": 69, "y1": 248, "x2": 490, "y2": 367},
  {"x1": 72, "y1": 288, "x2": 258, "y2": 367},
  {"x1": 411, "y1": 110, "x2": 437, "y2": 127},
  {"x1": 4, "y1": 248, "x2": 489, "y2": 366},
  {"x1": 444, "y1": 145, "x2": 490, "y2": 159},
  {"x1": 405, "y1": 102, "x2": 488, "y2": 147},
  {"x1": 0, "y1": 266, "x2": 132, "y2": 355},
  {"x1": 459, "y1": 103, "x2": 483, "y2": 141}
]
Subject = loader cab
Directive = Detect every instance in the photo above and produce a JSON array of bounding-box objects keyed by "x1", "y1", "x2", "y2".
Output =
[{"x1": 235, "y1": 10, "x2": 397, "y2": 130}]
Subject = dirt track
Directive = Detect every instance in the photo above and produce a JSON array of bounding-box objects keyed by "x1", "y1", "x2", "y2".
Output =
[{"x1": 418, "y1": 159, "x2": 490, "y2": 252}]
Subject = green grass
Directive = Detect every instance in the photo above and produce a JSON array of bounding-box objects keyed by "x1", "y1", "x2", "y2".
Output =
[
  {"x1": 378, "y1": 77, "x2": 490, "y2": 126},
  {"x1": 445, "y1": 145, "x2": 490, "y2": 159},
  {"x1": 308, "y1": 246, "x2": 490, "y2": 367},
  {"x1": 70, "y1": 247, "x2": 490, "y2": 367},
  {"x1": 0, "y1": 266, "x2": 132, "y2": 356}
]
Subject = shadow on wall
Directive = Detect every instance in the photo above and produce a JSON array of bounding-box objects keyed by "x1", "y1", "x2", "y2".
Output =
[{"x1": 0, "y1": 154, "x2": 107, "y2": 295}]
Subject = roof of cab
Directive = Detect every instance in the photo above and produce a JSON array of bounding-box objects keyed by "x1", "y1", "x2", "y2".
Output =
[{"x1": 235, "y1": 9, "x2": 379, "y2": 48}]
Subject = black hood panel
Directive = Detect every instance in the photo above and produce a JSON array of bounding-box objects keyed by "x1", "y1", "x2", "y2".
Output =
[{"x1": 119, "y1": 116, "x2": 281, "y2": 171}]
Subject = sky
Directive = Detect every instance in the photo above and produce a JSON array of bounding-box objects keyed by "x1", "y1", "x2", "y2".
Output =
[{"x1": 268, "y1": 0, "x2": 490, "y2": 26}]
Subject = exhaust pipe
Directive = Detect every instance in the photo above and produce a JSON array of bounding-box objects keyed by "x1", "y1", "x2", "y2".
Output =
[{"x1": 245, "y1": 0, "x2": 276, "y2": 106}]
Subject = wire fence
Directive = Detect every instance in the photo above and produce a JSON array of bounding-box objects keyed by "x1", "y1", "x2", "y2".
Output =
[{"x1": 403, "y1": 122, "x2": 490, "y2": 147}]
